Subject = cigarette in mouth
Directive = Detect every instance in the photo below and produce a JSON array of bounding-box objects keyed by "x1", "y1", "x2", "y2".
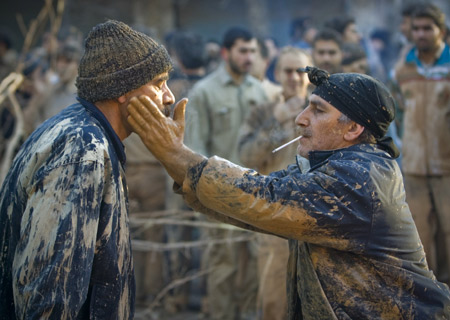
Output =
[{"x1": 272, "y1": 136, "x2": 303, "y2": 153}]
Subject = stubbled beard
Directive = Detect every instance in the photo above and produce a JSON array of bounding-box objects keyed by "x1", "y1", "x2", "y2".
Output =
[
  {"x1": 229, "y1": 57, "x2": 247, "y2": 76},
  {"x1": 162, "y1": 106, "x2": 171, "y2": 117}
]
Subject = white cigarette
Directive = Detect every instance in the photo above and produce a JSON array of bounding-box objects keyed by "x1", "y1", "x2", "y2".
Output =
[{"x1": 272, "y1": 136, "x2": 303, "y2": 153}]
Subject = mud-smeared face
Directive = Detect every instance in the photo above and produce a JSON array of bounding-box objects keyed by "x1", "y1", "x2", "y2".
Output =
[
  {"x1": 120, "y1": 72, "x2": 175, "y2": 135},
  {"x1": 294, "y1": 94, "x2": 352, "y2": 158}
]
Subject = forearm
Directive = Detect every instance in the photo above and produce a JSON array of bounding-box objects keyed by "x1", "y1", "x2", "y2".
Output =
[{"x1": 160, "y1": 144, "x2": 207, "y2": 186}]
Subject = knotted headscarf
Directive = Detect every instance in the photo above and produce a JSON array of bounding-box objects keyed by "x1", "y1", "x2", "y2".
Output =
[{"x1": 300, "y1": 66, "x2": 399, "y2": 158}]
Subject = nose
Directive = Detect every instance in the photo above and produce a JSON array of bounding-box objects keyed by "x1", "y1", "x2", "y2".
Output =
[
  {"x1": 323, "y1": 53, "x2": 332, "y2": 61},
  {"x1": 163, "y1": 83, "x2": 175, "y2": 105},
  {"x1": 295, "y1": 107, "x2": 309, "y2": 127},
  {"x1": 291, "y1": 70, "x2": 301, "y2": 81}
]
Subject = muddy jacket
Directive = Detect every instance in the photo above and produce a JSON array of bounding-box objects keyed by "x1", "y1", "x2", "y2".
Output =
[
  {"x1": 392, "y1": 43, "x2": 450, "y2": 175},
  {"x1": 0, "y1": 100, "x2": 135, "y2": 319},
  {"x1": 177, "y1": 144, "x2": 450, "y2": 319}
]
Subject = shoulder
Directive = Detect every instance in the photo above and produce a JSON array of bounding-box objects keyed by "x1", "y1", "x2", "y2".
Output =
[
  {"x1": 326, "y1": 145, "x2": 399, "y2": 186},
  {"x1": 23, "y1": 104, "x2": 110, "y2": 166}
]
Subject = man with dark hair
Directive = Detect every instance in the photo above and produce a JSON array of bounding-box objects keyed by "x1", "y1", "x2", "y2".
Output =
[
  {"x1": 392, "y1": 2, "x2": 450, "y2": 285},
  {"x1": 221, "y1": 26, "x2": 253, "y2": 51},
  {"x1": 312, "y1": 28, "x2": 343, "y2": 74},
  {"x1": 289, "y1": 16, "x2": 317, "y2": 52},
  {"x1": 325, "y1": 15, "x2": 362, "y2": 45},
  {"x1": 169, "y1": 31, "x2": 207, "y2": 100},
  {"x1": 341, "y1": 42, "x2": 369, "y2": 74},
  {"x1": 128, "y1": 66, "x2": 450, "y2": 319},
  {"x1": 0, "y1": 20, "x2": 175, "y2": 319},
  {"x1": 184, "y1": 26, "x2": 268, "y2": 320}
]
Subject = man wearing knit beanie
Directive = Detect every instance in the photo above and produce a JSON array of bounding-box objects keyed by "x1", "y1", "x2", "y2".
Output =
[
  {"x1": 127, "y1": 66, "x2": 450, "y2": 318},
  {"x1": 0, "y1": 20, "x2": 178, "y2": 319}
]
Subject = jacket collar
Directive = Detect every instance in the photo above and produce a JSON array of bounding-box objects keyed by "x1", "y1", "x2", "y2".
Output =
[
  {"x1": 216, "y1": 63, "x2": 255, "y2": 87},
  {"x1": 306, "y1": 144, "x2": 383, "y2": 171},
  {"x1": 76, "y1": 96, "x2": 126, "y2": 169}
]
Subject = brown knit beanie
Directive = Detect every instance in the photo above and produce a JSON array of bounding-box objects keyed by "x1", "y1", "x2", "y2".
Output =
[{"x1": 76, "y1": 20, "x2": 172, "y2": 102}]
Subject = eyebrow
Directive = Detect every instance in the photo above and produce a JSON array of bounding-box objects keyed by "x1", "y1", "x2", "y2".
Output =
[
  {"x1": 309, "y1": 97, "x2": 325, "y2": 107},
  {"x1": 155, "y1": 74, "x2": 170, "y2": 82}
]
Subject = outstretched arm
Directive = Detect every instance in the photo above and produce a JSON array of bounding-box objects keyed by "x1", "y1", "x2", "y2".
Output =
[{"x1": 127, "y1": 95, "x2": 206, "y2": 185}]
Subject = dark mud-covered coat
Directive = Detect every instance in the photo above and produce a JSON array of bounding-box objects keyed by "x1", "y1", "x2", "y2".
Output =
[
  {"x1": 177, "y1": 144, "x2": 450, "y2": 319},
  {"x1": 0, "y1": 101, "x2": 135, "y2": 319}
]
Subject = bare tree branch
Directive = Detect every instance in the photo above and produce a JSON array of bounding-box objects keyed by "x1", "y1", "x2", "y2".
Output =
[{"x1": 0, "y1": 73, "x2": 25, "y2": 185}]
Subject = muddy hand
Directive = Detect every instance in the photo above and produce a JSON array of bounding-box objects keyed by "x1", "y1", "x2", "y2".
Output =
[{"x1": 127, "y1": 95, "x2": 188, "y2": 160}]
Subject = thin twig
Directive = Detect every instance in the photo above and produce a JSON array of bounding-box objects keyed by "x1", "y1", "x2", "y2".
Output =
[
  {"x1": 137, "y1": 267, "x2": 216, "y2": 318},
  {"x1": 131, "y1": 234, "x2": 256, "y2": 252},
  {"x1": 0, "y1": 73, "x2": 25, "y2": 185}
]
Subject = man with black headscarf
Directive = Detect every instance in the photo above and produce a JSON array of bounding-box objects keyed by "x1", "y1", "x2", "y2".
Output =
[{"x1": 127, "y1": 66, "x2": 450, "y2": 319}]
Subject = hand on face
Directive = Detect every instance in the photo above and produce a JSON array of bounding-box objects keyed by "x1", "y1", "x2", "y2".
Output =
[{"x1": 127, "y1": 96, "x2": 188, "y2": 161}]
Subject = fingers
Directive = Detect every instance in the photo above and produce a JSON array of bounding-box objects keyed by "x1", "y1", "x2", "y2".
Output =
[
  {"x1": 136, "y1": 95, "x2": 166, "y2": 120},
  {"x1": 127, "y1": 114, "x2": 144, "y2": 136},
  {"x1": 127, "y1": 97, "x2": 151, "y2": 131},
  {"x1": 173, "y1": 98, "x2": 187, "y2": 123}
]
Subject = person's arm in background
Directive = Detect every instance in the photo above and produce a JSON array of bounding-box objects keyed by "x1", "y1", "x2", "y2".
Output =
[{"x1": 238, "y1": 96, "x2": 305, "y2": 171}]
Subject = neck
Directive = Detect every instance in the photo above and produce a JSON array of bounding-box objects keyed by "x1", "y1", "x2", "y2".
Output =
[
  {"x1": 95, "y1": 100, "x2": 129, "y2": 141},
  {"x1": 418, "y1": 41, "x2": 443, "y2": 65}
]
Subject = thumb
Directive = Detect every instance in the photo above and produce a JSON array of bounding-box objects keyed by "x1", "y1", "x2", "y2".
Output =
[{"x1": 173, "y1": 98, "x2": 188, "y2": 124}]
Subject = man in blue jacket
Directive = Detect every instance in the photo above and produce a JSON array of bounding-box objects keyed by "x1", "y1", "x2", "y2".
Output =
[
  {"x1": 128, "y1": 66, "x2": 450, "y2": 319},
  {"x1": 0, "y1": 20, "x2": 174, "y2": 319}
]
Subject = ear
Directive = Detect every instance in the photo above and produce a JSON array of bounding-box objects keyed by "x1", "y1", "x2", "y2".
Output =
[
  {"x1": 117, "y1": 94, "x2": 127, "y2": 104},
  {"x1": 439, "y1": 28, "x2": 446, "y2": 41},
  {"x1": 343, "y1": 122, "x2": 365, "y2": 142},
  {"x1": 221, "y1": 47, "x2": 228, "y2": 61}
]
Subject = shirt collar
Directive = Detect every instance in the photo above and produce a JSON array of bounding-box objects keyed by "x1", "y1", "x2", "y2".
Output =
[
  {"x1": 76, "y1": 96, "x2": 126, "y2": 168},
  {"x1": 216, "y1": 63, "x2": 253, "y2": 87},
  {"x1": 406, "y1": 41, "x2": 447, "y2": 66}
]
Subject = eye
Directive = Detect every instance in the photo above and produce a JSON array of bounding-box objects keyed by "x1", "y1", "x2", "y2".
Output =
[
  {"x1": 311, "y1": 105, "x2": 322, "y2": 114},
  {"x1": 155, "y1": 80, "x2": 165, "y2": 89}
]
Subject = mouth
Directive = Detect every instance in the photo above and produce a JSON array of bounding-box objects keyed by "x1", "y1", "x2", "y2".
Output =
[{"x1": 162, "y1": 106, "x2": 171, "y2": 117}]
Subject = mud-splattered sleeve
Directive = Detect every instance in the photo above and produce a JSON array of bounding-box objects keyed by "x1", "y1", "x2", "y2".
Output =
[
  {"x1": 12, "y1": 159, "x2": 104, "y2": 319},
  {"x1": 182, "y1": 156, "x2": 371, "y2": 251}
]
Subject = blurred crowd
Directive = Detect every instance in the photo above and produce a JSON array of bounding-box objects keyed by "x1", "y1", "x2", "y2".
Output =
[{"x1": 1, "y1": 2, "x2": 450, "y2": 319}]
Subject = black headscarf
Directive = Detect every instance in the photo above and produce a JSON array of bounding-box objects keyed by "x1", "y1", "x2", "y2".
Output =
[{"x1": 300, "y1": 66, "x2": 400, "y2": 158}]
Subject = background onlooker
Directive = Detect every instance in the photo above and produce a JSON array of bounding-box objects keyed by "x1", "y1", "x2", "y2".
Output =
[
  {"x1": 311, "y1": 28, "x2": 343, "y2": 74},
  {"x1": 392, "y1": 2, "x2": 450, "y2": 285}
]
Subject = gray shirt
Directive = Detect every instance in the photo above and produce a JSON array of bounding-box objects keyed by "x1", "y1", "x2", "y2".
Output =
[{"x1": 185, "y1": 63, "x2": 268, "y2": 164}]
